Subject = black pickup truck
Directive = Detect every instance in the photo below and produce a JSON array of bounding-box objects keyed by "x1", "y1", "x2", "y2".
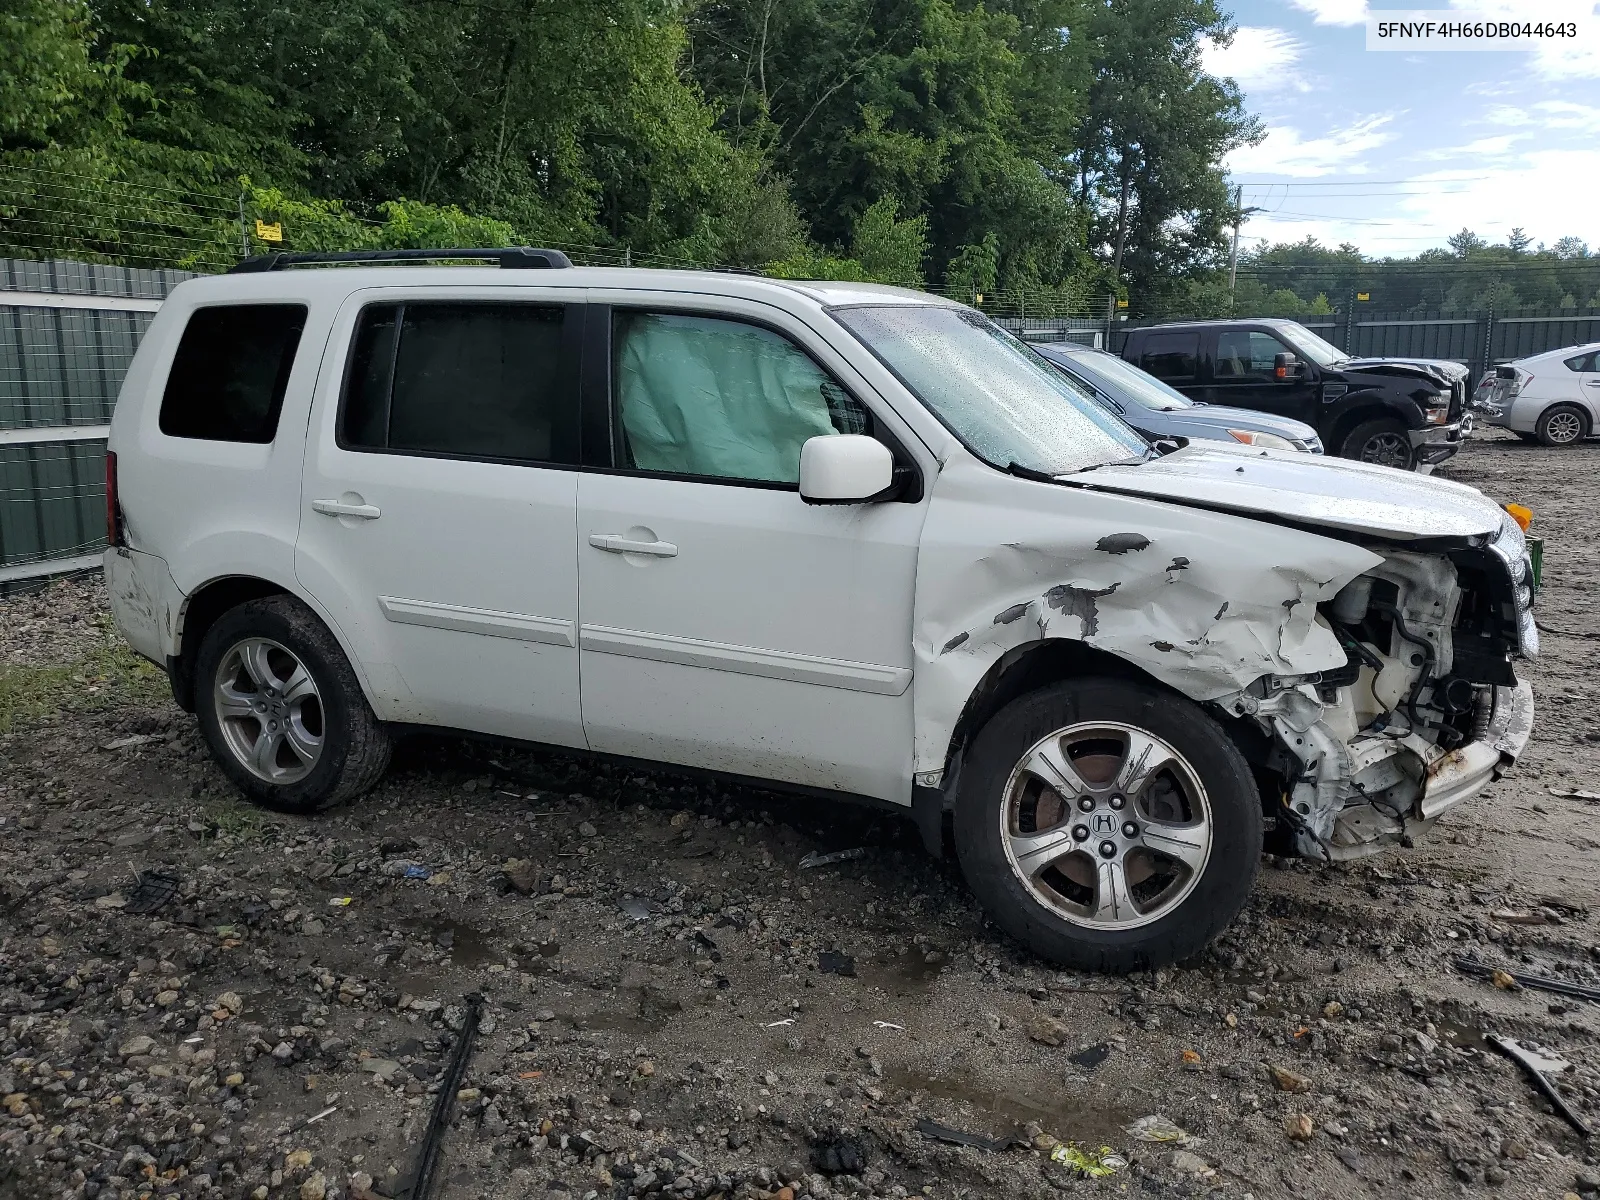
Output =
[{"x1": 1118, "y1": 318, "x2": 1467, "y2": 471}]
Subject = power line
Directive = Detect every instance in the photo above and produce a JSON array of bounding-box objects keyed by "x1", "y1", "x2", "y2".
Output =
[{"x1": 1237, "y1": 176, "x2": 1493, "y2": 187}]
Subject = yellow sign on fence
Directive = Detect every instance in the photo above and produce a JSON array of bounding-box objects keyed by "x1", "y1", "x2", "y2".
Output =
[
  {"x1": 1356, "y1": 292, "x2": 1370, "y2": 301},
  {"x1": 254, "y1": 220, "x2": 283, "y2": 244}
]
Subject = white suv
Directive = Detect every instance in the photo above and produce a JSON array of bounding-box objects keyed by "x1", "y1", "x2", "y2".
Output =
[{"x1": 104, "y1": 248, "x2": 1538, "y2": 971}]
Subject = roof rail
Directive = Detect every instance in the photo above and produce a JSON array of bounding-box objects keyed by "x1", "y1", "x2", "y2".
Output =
[{"x1": 228, "y1": 247, "x2": 574, "y2": 273}]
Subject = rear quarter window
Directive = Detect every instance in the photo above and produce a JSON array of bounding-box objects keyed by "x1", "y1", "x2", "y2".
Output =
[
  {"x1": 1138, "y1": 331, "x2": 1200, "y2": 381},
  {"x1": 159, "y1": 304, "x2": 308, "y2": 442}
]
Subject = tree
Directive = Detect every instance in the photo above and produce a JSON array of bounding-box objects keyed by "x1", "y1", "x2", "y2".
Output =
[
  {"x1": 1447, "y1": 228, "x2": 1487, "y2": 257},
  {"x1": 1074, "y1": 0, "x2": 1261, "y2": 311},
  {"x1": 1506, "y1": 226, "x2": 1533, "y2": 254}
]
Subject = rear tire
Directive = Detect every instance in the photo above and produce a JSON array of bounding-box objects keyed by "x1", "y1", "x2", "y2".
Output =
[
  {"x1": 1341, "y1": 418, "x2": 1414, "y2": 469},
  {"x1": 195, "y1": 595, "x2": 391, "y2": 813},
  {"x1": 953, "y1": 678, "x2": 1262, "y2": 972},
  {"x1": 1535, "y1": 404, "x2": 1587, "y2": 447}
]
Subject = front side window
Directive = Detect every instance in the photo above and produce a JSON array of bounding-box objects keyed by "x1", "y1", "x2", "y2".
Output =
[
  {"x1": 833, "y1": 305, "x2": 1147, "y2": 476},
  {"x1": 1216, "y1": 330, "x2": 1294, "y2": 381},
  {"x1": 612, "y1": 311, "x2": 869, "y2": 485},
  {"x1": 1138, "y1": 332, "x2": 1199, "y2": 381},
  {"x1": 340, "y1": 303, "x2": 577, "y2": 464},
  {"x1": 159, "y1": 304, "x2": 307, "y2": 442}
]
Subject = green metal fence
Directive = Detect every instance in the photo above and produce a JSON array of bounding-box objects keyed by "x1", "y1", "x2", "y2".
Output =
[{"x1": 0, "y1": 257, "x2": 192, "y2": 591}]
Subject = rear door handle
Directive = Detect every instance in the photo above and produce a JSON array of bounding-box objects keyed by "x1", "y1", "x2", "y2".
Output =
[
  {"x1": 312, "y1": 499, "x2": 381, "y2": 520},
  {"x1": 589, "y1": 533, "x2": 677, "y2": 557},
  {"x1": 1587, "y1": 381, "x2": 1600, "y2": 387}
]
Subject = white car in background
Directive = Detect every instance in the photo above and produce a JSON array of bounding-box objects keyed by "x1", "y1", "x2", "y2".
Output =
[{"x1": 1486, "y1": 342, "x2": 1600, "y2": 446}]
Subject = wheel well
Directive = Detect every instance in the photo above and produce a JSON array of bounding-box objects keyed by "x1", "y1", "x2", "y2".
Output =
[
  {"x1": 941, "y1": 639, "x2": 1163, "y2": 791},
  {"x1": 170, "y1": 576, "x2": 289, "y2": 710},
  {"x1": 1326, "y1": 405, "x2": 1399, "y2": 455}
]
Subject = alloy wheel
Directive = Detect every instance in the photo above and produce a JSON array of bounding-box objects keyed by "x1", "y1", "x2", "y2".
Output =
[
  {"x1": 1358, "y1": 431, "x2": 1412, "y2": 468},
  {"x1": 1545, "y1": 410, "x2": 1583, "y2": 444},
  {"x1": 212, "y1": 637, "x2": 325, "y2": 783},
  {"x1": 1000, "y1": 721, "x2": 1213, "y2": 931}
]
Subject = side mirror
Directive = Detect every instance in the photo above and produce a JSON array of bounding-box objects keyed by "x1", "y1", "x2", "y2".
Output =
[
  {"x1": 1274, "y1": 352, "x2": 1305, "y2": 380},
  {"x1": 799, "y1": 435, "x2": 894, "y2": 504}
]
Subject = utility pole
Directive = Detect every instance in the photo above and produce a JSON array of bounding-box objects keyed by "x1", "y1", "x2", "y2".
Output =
[{"x1": 1227, "y1": 185, "x2": 1263, "y2": 314}]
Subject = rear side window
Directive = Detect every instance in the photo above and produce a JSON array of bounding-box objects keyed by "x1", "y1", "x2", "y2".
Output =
[
  {"x1": 340, "y1": 303, "x2": 577, "y2": 465},
  {"x1": 1564, "y1": 351, "x2": 1599, "y2": 372},
  {"x1": 1138, "y1": 332, "x2": 1199, "y2": 381},
  {"x1": 159, "y1": 304, "x2": 307, "y2": 442}
]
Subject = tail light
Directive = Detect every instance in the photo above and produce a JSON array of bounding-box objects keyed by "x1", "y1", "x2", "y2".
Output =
[{"x1": 105, "y1": 450, "x2": 123, "y2": 547}]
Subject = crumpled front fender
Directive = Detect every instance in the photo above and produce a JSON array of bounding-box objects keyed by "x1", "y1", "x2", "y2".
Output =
[{"x1": 912, "y1": 456, "x2": 1385, "y2": 780}]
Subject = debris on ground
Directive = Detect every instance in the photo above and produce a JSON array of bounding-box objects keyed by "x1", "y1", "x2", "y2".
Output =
[
  {"x1": 1048, "y1": 1144, "x2": 1126, "y2": 1178},
  {"x1": 915, "y1": 1119, "x2": 1028, "y2": 1151},
  {"x1": 403, "y1": 992, "x2": 485, "y2": 1199},
  {"x1": 1550, "y1": 787, "x2": 1600, "y2": 801},
  {"x1": 122, "y1": 867, "x2": 180, "y2": 914},
  {"x1": 1489, "y1": 1035, "x2": 1592, "y2": 1138},
  {"x1": 798, "y1": 847, "x2": 867, "y2": 869},
  {"x1": 1458, "y1": 956, "x2": 1600, "y2": 1002},
  {"x1": 1128, "y1": 1115, "x2": 1196, "y2": 1145}
]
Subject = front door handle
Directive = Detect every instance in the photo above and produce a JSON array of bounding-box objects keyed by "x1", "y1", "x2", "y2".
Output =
[
  {"x1": 589, "y1": 533, "x2": 677, "y2": 557},
  {"x1": 312, "y1": 498, "x2": 381, "y2": 520}
]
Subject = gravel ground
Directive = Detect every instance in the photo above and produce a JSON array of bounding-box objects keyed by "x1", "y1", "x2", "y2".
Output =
[{"x1": 6, "y1": 429, "x2": 1600, "y2": 1200}]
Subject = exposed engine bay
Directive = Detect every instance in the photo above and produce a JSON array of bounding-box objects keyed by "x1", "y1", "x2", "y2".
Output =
[{"x1": 1218, "y1": 511, "x2": 1538, "y2": 860}]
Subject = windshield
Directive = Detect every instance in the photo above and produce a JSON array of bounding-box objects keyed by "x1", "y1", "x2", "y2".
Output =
[
  {"x1": 832, "y1": 306, "x2": 1149, "y2": 475},
  {"x1": 1273, "y1": 321, "x2": 1348, "y2": 367},
  {"x1": 1057, "y1": 350, "x2": 1196, "y2": 410}
]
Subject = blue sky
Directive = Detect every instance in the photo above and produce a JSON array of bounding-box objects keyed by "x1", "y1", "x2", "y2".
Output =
[{"x1": 1199, "y1": 0, "x2": 1600, "y2": 257}]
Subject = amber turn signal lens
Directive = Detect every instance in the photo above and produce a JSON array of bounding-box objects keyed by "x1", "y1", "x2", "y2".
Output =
[{"x1": 1504, "y1": 503, "x2": 1533, "y2": 532}]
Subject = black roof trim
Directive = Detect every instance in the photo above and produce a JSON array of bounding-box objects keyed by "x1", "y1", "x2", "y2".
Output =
[{"x1": 228, "y1": 247, "x2": 574, "y2": 273}]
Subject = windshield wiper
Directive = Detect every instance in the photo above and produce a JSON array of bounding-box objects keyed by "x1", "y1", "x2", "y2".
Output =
[{"x1": 1007, "y1": 461, "x2": 1060, "y2": 483}]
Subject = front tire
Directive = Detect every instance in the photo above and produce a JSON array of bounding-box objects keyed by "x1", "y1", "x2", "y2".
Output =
[
  {"x1": 195, "y1": 595, "x2": 391, "y2": 813},
  {"x1": 1341, "y1": 418, "x2": 1414, "y2": 469},
  {"x1": 1535, "y1": 404, "x2": 1587, "y2": 447},
  {"x1": 953, "y1": 678, "x2": 1261, "y2": 972}
]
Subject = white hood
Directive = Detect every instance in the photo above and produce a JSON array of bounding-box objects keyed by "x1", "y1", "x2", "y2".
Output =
[{"x1": 1065, "y1": 441, "x2": 1507, "y2": 541}]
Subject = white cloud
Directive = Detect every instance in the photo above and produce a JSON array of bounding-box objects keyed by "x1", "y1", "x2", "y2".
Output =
[
  {"x1": 1239, "y1": 148, "x2": 1600, "y2": 253},
  {"x1": 1282, "y1": 0, "x2": 1370, "y2": 25},
  {"x1": 1200, "y1": 27, "x2": 1305, "y2": 91},
  {"x1": 1487, "y1": 100, "x2": 1600, "y2": 133},
  {"x1": 1226, "y1": 115, "x2": 1397, "y2": 177},
  {"x1": 1395, "y1": 150, "x2": 1600, "y2": 244},
  {"x1": 1451, "y1": 0, "x2": 1600, "y2": 79},
  {"x1": 1419, "y1": 133, "x2": 1526, "y2": 159}
]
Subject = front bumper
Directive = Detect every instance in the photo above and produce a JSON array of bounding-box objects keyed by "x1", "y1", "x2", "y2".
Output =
[{"x1": 1410, "y1": 421, "x2": 1463, "y2": 471}]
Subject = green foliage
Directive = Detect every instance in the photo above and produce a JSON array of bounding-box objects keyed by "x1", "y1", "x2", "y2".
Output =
[
  {"x1": 242, "y1": 184, "x2": 517, "y2": 255},
  {"x1": 850, "y1": 196, "x2": 928, "y2": 287},
  {"x1": 8, "y1": 0, "x2": 1258, "y2": 303}
]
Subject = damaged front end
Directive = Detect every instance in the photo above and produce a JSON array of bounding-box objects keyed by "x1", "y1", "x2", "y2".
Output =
[{"x1": 1216, "y1": 510, "x2": 1537, "y2": 860}]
